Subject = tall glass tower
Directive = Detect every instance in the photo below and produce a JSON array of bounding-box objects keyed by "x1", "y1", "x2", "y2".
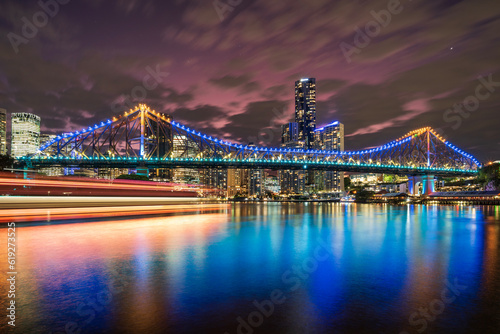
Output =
[
  {"x1": 0, "y1": 108, "x2": 6, "y2": 155},
  {"x1": 294, "y1": 78, "x2": 316, "y2": 148},
  {"x1": 11, "y1": 112, "x2": 41, "y2": 157},
  {"x1": 314, "y1": 121, "x2": 345, "y2": 192}
]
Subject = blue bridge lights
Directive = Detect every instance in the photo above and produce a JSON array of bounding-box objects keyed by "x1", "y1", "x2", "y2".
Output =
[{"x1": 22, "y1": 105, "x2": 481, "y2": 177}]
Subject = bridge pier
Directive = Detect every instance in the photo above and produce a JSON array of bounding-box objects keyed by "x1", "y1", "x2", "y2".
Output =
[
  {"x1": 408, "y1": 175, "x2": 435, "y2": 196},
  {"x1": 408, "y1": 176, "x2": 420, "y2": 196},
  {"x1": 422, "y1": 174, "x2": 435, "y2": 195}
]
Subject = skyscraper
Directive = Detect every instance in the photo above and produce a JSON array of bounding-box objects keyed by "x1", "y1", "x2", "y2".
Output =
[
  {"x1": 279, "y1": 121, "x2": 306, "y2": 194},
  {"x1": 281, "y1": 122, "x2": 301, "y2": 147},
  {"x1": 11, "y1": 113, "x2": 41, "y2": 157},
  {"x1": 172, "y1": 134, "x2": 200, "y2": 184},
  {"x1": 314, "y1": 121, "x2": 345, "y2": 192},
  {"x1": 249, "y1": 169, "x2": 263, "y2": 196},
  {"x1": 227, "y1": 168, "x2": 249, "y2": 197},
  {"x1": 279, "y1": 169, "x2": 306, "y2": 194},
  {"x1": 295, "y1": 78, "x2": 316, "y2": 148},
  {"x1": 0, "y1": 108, "x2": 6, "y2": 155},
  {"x1": 200, "y1": 169, "x2": 227, "y2": 197}
]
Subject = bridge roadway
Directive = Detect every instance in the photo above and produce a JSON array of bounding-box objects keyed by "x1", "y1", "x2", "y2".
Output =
[{"x1": 17, "y1": 156, "x2": 478, "y2": 177}]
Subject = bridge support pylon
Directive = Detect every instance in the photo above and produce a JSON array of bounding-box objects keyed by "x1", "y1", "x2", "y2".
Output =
[
  {"x1": 408, "y1": 175, "x2": 435, "y2": 196},
  {"x1": 422, "y1": 175, "x2": 435, "y2": 195},
  {"x1": 408, "y1": 176, "x2": 420, "y2": 196}
]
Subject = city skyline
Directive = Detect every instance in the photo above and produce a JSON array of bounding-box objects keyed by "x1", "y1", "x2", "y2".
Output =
[
  {"x1": 1, "y1": 3, "x2": 500, "y2": 334},
  {"x1": 3, "y1": 77, "x2": 359, "y2": 159},
  {"x1": 0, "y1": 1, "x2": 499, "y2": 162}
]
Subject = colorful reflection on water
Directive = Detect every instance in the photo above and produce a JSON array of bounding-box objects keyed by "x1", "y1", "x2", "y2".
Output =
[{"x1": 1, "y1": 203, "x2": 499, "y2": 333}]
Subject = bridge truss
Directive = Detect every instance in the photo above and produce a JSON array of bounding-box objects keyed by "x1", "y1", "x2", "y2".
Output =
[{"x1": 20, "y1": 105, "x2": 480, "y2": 176}]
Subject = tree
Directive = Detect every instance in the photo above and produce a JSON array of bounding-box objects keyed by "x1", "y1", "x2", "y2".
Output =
[
  {"x1": 0, "y1": 154, "x2": 14, "y2": 171},
  {"x1": 344, "y1": 176, "x2": 351, "y2": 190},
  {"x1": 478, "y1": 163, "x2": 500, "y2": 190},
  {"x1": 354, "y1": 189, "x2": 374, "y2": 203},
  {"x1": 233, "y1": 191, "x2": 246, "y2": 199},
  {"x1": 383, "y1": 174, "x2": 397, "y2": 183}
]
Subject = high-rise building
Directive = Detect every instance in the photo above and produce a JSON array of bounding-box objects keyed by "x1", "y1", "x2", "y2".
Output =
[
  {"x1": 279, "y1": 169, "x2": 306, "y2": 194},
  {"x1": 11, "y1": 113, "x2": 40, "y2": 157},
  {"x1": 200, "y1": 169, "x2": 227, "y2": 197},
  {"x1": 0, "y1": 108, "x2": 6, "y2": 155},
  {"x1": 279, "y1": 122, "x2": 306, "y2": 194},
  {"x1": 227, "y1": 168, "x2": 249, "y2": 197},
  {"x1": 279, "y1": 78, "x2": 323, "y2": 194},
  {"x1": 171, "y1": 134, "x2": 200, "y2": 184},
  {"x1": 264, "y1": 175, "x2": 280, "y2": 194},
  {"x1": 281, "y1": 122, "x2": 302, "y2": 147},
  {"x1": 249, "y1": 169, "x2": 263, "y2": 196},
  {"x1": 314, "y1": 121, "x2": 345, "y2": 192},
  {"x1": 295, "y1": 78, "x2": 316, "y2": 148}
]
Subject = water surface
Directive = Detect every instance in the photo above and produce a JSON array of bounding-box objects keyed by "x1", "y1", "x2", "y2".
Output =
[{"x1": 1, "y1": 203, "x2": 500, "y2": 333}]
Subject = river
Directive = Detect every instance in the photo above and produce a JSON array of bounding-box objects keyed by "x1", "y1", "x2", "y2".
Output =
[{"x1": 1, "y1": 203, "x2": 499, "y2": 333}]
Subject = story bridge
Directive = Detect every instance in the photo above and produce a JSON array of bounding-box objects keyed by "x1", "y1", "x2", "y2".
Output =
[{"x1": 16, "y1": 105, "x2": 481, "y2": 194}]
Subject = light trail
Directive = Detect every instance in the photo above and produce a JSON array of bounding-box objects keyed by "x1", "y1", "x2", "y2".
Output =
[{"x1": 0, "y1": 201, "x2": 230, "y2": 223}]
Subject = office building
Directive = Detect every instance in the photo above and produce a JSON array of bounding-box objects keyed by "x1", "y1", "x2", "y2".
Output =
[
  {"x1": 295, "y1": 78, "x2": 316, "y2": 148},
  {"x1": 227, "y1": 168, "x2": 249, "y2": 197},
  {"x1": 249, "y1": 169, "x2": 263, "y2": 196},
  {"x1": 279, "y1": 169, "x2": 306, "y2": 194},
  {"x1": 281, "y1": 122, "x2": 302, "y2": 147},
  {"x1": 264, "y1": 175, "x2": 280, "y2": 194},
  {"x1": 11, "y1": 112, "x2": 40, "y2": 157},
  {"x1": 200, "y1": 169, "x2": 227, "y2": 196},
  {"x1": 171, "y1": 134, "x2": 200, "y2": 184},
  {"x1": 314, "y1": 121, "x2": 345, "y2": 192},
  {"x1": 279, "y1": 121, "x2": 306, "y2": 194},
  {"x1": 0, "y1": 108, "x2": 6, "y2": 155},
  {"x1": 279, "y1": 78, "x2": 317, "y2": 194}
]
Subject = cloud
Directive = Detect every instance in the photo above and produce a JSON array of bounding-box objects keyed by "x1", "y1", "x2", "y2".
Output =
[
  {"x1": 319, "y1": 79, "x2": 346, "y2": 93},
  {"x1": 261, "y1": 84, "x2": 288, "y2": 99},
  {"x1": 163, "y1": 88, "x2": 194, "y2": 104},
  {"x1": 0, "y1": 0, "x2": 499, "y2": 161},
  {"x1": 209, "y1": 74, "x2": 252, "y2": 88},
  {"x1": 171, "y1": 104, "x2": 227, "y2": 125},
  {"x1": 222, "y1": 100, "x2": 291, "y2": 145}
]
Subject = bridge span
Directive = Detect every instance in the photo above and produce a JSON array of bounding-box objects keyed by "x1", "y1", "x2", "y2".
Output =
[{"x1": 15, "y1": 104, "x2": 481, "y2": 194}]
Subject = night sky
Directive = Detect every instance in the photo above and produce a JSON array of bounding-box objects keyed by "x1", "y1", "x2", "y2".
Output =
[{"x1": 1, "y1": 0, "x2": 499, "y2": 161}]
